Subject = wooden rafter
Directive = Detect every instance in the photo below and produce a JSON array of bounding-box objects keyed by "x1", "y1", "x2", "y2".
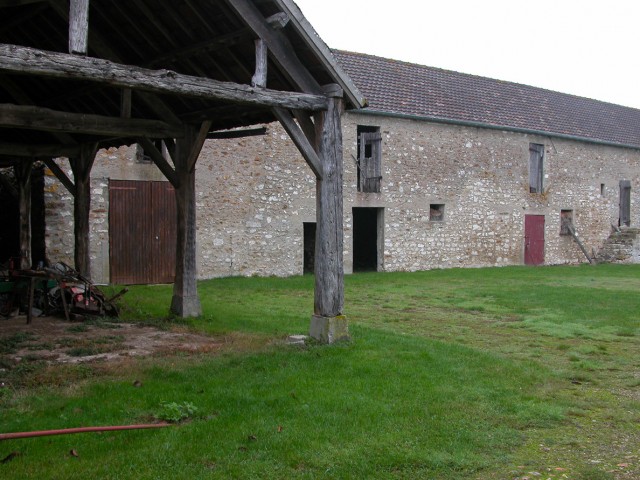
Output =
[
  {"x1": 0, "y1": 103, "x2": 184, "y2": 138},
  {"x1": 225, "y1": 0, "x2": 322, "y2": 94}
]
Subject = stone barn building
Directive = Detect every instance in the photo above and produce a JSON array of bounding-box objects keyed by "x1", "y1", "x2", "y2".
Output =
[{"x1": 43, "y1": 51, "x2": 640, "y2": 284}]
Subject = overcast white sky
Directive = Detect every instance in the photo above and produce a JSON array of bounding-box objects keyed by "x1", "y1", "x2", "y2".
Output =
[{"x1": 293, "y1": 0, "x2": 640, "y2": 109}]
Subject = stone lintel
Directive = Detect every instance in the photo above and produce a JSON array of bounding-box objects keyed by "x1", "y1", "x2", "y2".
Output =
[
  {"x1": 170, "y1": 294, "x2": 202, "y2": 318},
  {"x1": 310, "y1": 314, "x2": 350, "y2": 344}
]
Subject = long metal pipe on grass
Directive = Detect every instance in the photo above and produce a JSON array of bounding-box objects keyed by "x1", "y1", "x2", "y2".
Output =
[{"x1": 0, "y1": 423, "x2": 170, "y2": 441}]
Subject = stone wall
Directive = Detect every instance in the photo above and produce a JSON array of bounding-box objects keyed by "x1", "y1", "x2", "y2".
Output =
[{"x1": 43, "y1": 112, "x2": 640, "y2": 283}]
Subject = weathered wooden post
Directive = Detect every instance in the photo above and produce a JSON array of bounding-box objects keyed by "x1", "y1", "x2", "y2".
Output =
[
  {"x1": 170, "y1": 122, "x2": 210, "y2": 318},
  {"x1": 69, "y1": 143, "x2": 97, "y2": 278},
  {"x1": 310, "y1": 85, "x2": 349, "y2": 343},
  {"x1": 14, "y1": 160, "x2": 33, "y2": 270}
]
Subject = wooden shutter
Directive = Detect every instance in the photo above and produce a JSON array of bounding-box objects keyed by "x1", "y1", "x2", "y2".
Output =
[
  {"x1": 359, "y1": 132, "x2": 382, "y2": 193},
  {"x1": 529, "y1": 143, "x2": 544, "y2": 193}
]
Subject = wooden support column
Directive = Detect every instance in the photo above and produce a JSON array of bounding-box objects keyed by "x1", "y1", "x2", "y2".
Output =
[
  {"x1": 310, "y1": 86, "x2": 349, "y2": 343},
  {"x1": 14, "y1": 160, "x2": 33, "y2": 270},
  {"x1": 170, "y1": 122, "x2": 211, "y2": 318},
  {"x1": 69, "y1": 0, "x2": 90, "y2": 55},
  {"x1": 69, "y1": 143, "x2": 97, "y2": 278}
]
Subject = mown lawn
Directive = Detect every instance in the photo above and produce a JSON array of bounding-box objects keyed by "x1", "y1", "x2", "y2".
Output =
[{"x1": 1, "y1": 265, "x2": 639, "y2": 479}]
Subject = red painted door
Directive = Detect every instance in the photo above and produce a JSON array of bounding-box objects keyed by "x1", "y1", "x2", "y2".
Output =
[{"x1": 524, "y1": 215, "x2": 545, "y2": 265}]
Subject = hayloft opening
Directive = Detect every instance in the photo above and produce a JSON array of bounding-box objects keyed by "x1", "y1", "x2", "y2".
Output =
[{"x1": 560, "y1": 209, "x2": 573, "y2": 235}]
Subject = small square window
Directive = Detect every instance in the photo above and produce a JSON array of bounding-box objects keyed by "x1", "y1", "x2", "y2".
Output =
[
  {"x1": 560, "y1": 210, "x2": 573, "y2": 235},
  {"x1": 430, "y1": 204, "x2": 445, "y2": 221}
]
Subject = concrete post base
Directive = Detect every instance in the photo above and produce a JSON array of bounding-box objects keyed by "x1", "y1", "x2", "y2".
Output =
[
  {"x1": 310, "y1": 315, "x2": 350, "y2": 344},
  {"x1": 170, "y1": 295, "x2": 202, "y2": 318}
]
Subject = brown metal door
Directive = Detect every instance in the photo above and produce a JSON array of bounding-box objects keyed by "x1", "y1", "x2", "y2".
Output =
[
  {"x1": 524, "y1": 215, "x2": 545, "y2": 265},
  {"x1": 109, "y1": 180, "x2": 176, "y2": 284}
]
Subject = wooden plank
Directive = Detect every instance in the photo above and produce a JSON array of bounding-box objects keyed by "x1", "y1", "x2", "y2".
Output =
[
  {"x1": 0, "y1": 44, "x2": 329, "y2": 111},
  {"x1": 0, "y1": 142, "x2": 80, "y2": 158},
  {"x1": 273, "y1": 107, "x2": 322, "y2": 178},
  {"x1": 43, "y1": 158, "x2": 76, "y2": 196},
  {"x1": 69, "y1": 0, "x2": 90, "y2": 55},
  {"x1": 314, "y1": 92, "x2": 344, "y2": 317},
  {"x1": 0, "y1": 103, "x2": 184, "y2": 138}
]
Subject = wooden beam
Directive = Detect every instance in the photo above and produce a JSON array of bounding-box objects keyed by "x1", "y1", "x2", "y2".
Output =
[
  {"x1": 273, "y1": 107, "x2": 322, "y2": 179},
  {"x1": 251, "y1": 39, "x2": 267, "y2": 88},
  {"x1": 170, "y1": 125, "x2": 209, "y2": 318},
  {"x1": 138, "y1": 137, "x2": 179, "y2": 188},
  {"x1": 0, "y1": 44, "x2": 329, "y2": 111},
  {"x1": 186, "y1": 121, "x2": 212, "y2": 173},
  {"x1": 225, "y1": 0, "x2": 322, "y2": 94},
  {"x1": 0, "y1": 142, "x2": 81, "y2": 158},
  {"x1": 312, "y1": 88, "x2": 346, "y2": 337},
  {"x1": 69, "y1": 0, "x2": 90, "y2": 55},
  {"x1": 0, "y1": 103, "x2": 184, "y2": 138},
  {"x1": 207, "y1": 127, "x2": 267, "y2": 139},
  {"x1": 43, "y1": 158, "x2": 76, "y2": 196},
  {"x1": 14, "y1": 159, "x2": 32, "y2": 269},
  {"x1": 69, "y1": 142, "x2": 97, "y2": 278}
]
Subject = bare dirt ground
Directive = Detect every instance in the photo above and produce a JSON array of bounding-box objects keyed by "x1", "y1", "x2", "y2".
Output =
[{"x1": 0, "y1": 315, "x2": 224, "y2": 365}]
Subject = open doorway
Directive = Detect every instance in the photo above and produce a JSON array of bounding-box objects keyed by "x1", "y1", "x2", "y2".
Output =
[
  {"x1": 303, "y1": 222, "x2": 316, "y2": 274},
  {"x1": 352, "y1": 207, "x2": 384, "y2": 272}
]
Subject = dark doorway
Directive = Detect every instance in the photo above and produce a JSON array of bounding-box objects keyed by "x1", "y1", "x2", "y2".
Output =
[
  {"x1": 619, "y1": 180, "x2": 631, "y2": 227},
  {"x1": 0, "y1": 169, "x2": 19, "y2": 265},
  {"x1": 109, "y1": 180, "x2": 176, "y2": 284},
  {"x1": 353, "y1": 207, "x2": 383, "y2": 272},
  {"x1": 524, "y1": 214, "x2": 545, "y2": 265},
  {"x1": 0, "y1": 165, "x2": 45, "y2": 268},
  {"x1": 303, "y1": 222, "x2": 316, "y2": 274}
]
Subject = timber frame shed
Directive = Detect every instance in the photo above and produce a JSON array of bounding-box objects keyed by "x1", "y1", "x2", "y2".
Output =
[{"x1": 0, "y1": 0, "x2": 366, "y2": 342}]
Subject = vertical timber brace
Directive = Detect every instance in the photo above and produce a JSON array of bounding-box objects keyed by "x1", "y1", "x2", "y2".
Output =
[
  {"x1": 310, "y1": 85, "x2": 349, "y2": 343},
  {"x1": 14, "y1": 160, "x2": 33, "y2": 269},
  {"x1": 69, "y1": 142, "x2": 97, "y2": 278},
  {"x1": 170, "y1": 121, "x2": 211, "y2": 318},
  {"x1": 69, "y1": 0, "x2": 90, "y2": 55}
]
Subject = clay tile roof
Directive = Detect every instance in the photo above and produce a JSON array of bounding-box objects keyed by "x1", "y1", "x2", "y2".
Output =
[{"x1": 334, "y1": 50, "x2": 640, "y2": 149}]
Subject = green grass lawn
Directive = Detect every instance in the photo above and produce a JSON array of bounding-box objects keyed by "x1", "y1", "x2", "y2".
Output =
[{"x1": 1, "y1": 265, "x2": 639, "y2": 479}]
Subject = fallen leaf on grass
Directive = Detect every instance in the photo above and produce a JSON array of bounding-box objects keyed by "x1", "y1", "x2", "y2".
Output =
[
  {"x1": 69, "y1": 449, "x2": 79, "y2": 457},
  {"x1": 277, "y1": 425, "x2": 283, "y2": 433}
]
